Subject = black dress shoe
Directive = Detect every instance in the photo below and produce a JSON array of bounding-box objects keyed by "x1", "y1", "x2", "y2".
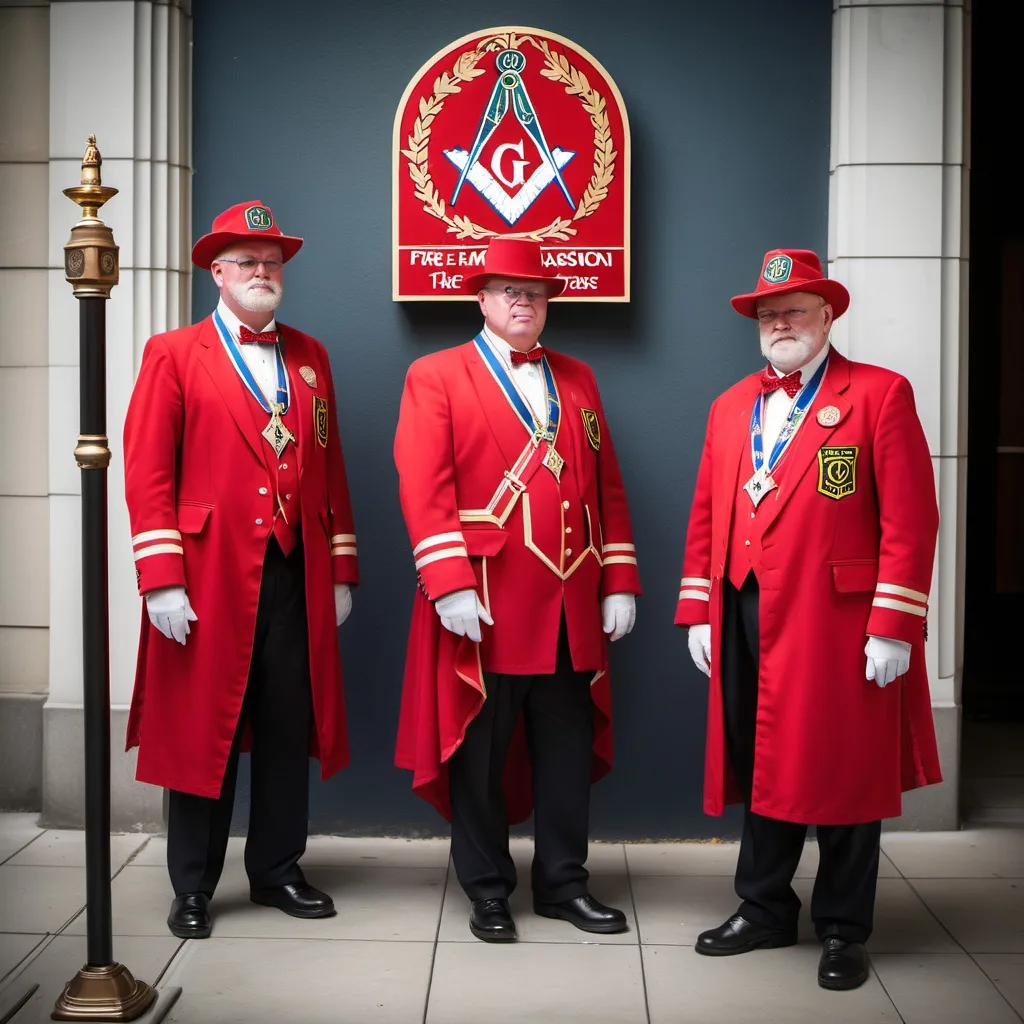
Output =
[
  {"x1": 250, "y1": 883, "x2": 336, "y2": 919},
  {"x1": 695, "y1": 914, "x2": 798, "y2": 956},
  {"x1": 534, "y1": 894, "x2": 628, "y2": 934},
  {"x1": 818, "y1": 937, "x2": 870, "y2": 990},
  {"x1": 469, "y1": 898, "x2": 517, "y2": 942},
  {"x1": 167, "y1": 892, "x2": 211, "y2": 939}
]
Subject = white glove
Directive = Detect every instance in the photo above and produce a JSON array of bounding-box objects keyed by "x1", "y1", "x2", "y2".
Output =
[
  {"x1": 602, "y1": 593, "x2": 636, "y2": 642},
  {"x1": 864, "y1": 635, "x2": 911, "y2": 688},
  {"x1": 145, "y1": 586, "x2": 197, "y2": 645},
  {"x1": 687, "y1": 623, "x2": 712, "y2": 677},
  {"x1": 434, "y1": 588, "x2": 493, "y2": 643},
  {"x1": 334, "y1": 583, "x2": 352, "y2": 627}
]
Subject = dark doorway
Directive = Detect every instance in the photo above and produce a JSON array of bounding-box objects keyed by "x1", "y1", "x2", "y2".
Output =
[{"x1": 962, "y1": 2, "x2": 1024, "y2": 824}]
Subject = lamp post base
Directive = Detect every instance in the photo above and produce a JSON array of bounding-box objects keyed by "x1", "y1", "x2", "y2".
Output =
[{"x1": 51, "y1": 964, "x2": 155, "y2": 1022}]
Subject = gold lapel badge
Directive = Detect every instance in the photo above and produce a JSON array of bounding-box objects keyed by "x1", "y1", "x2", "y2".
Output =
[
  {"x1": 313, "y1": 395, "x2": 329, "y2": 447},
  {"x1": 299, "y1": 365, "x2": 318, "y2": 389},
  {"x1": 817, "y1": 445, "x2": 858, "y2": 500},
  {"x1": 580, "y1": 408, "x2": 601, "y2": 452}
]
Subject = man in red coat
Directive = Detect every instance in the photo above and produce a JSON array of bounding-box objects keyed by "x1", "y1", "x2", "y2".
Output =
[
  {"x1": 394, "y1": 238, "x2": 641, "y2": 942},
  {"x1": 676, "y1": 248, "x2": 941, "y2": 990},
  {"x1": 123, "y1": 201, "x2": 359, "y2": 939}
]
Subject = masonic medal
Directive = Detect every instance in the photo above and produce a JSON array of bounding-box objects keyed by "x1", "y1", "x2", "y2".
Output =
[
  {"x1": 743, "y1": 466, "x2": 777, "y2": 508},
  {"x1": 542, "y1": 445, "x2": 565, "y2": 481},
  {"x1": 262, "y1": 403, "x2": 295, "y2": 458}
]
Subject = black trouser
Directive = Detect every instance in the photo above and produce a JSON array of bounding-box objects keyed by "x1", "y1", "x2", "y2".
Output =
[
  {"x1": 722, "y1": 574, "x2": 882, "y2": 944},
  {"x1": 448, "y1": 624, "x2": 595, "y2": 903},
  {"x1": 167, "y1": 537, "x2": 314, "y2": 897}
]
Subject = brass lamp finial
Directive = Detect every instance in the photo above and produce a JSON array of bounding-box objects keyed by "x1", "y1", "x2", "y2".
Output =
[
  {"x1": 62, "y1": 135, "x2": 120, "y2": 297},
  {"x1": 63, "y1": 134, "x2": 118, "y2": 220},
  {"x1": 81, "y1": 133, "x2": 101, "y2": 186}
]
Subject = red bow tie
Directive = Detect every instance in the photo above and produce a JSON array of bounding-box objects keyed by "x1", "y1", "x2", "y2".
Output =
[
  {"x1": 239, "y1": 326, "x2": 279, "y2": 344},
  {"x1": 510, "y1": 347, "x2": 544, "y2": 367},
  {"x1": 760, "y1": 368, "x2": 802, "y2": 398}
]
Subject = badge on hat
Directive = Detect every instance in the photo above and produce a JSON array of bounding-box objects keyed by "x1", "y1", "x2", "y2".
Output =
[
  {"x1": 763, "y1": 254, "x2": 793, "y2": 284},
  {"x1": 245, "y1": 205, "x2": 273, "y2": 231},
  {"x1": 191, "y1": 201, "x2": 304, "y2": 270},
  {"x1": 731, "y1": 248, "x2": 851, "y2": 320}
]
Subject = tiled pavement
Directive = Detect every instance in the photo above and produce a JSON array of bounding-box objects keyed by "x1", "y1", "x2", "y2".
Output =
[{"x1": 1, "y1": 815, "x2": 1022, "y2": 1023}]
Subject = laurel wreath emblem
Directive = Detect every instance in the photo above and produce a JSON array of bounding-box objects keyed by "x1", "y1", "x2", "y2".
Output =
[{"x1": 401, "y1": 32, "x2": 616, "y2": 242}]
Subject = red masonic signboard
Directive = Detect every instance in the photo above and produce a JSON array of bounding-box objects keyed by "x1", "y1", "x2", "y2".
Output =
[{"x1": 393, "y1": 26, "x2": 630, "y2": 301}]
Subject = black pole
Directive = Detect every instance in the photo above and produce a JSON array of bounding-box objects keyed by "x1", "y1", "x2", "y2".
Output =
[
  {"x1": 53, "y1": 135, "x2": 165, "y2": 1021},
  {"x1": 79, "y1": 296, "x2": 113, "y2": 968}
]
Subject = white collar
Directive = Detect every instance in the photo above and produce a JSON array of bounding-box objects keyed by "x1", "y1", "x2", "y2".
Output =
[
  {"x1": 769, "y1": 340, "x2": 830, "y2": 383},
  {"x1": 481, "y1": 324, "x2": 542, "y2": 367},
  {"x1": 215, "y1": 298, "x2": 276, "y2": 339}
]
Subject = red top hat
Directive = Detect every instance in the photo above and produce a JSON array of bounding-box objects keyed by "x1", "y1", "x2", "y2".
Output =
[
  {"x1": 191, "y1": 201, "x2": 303, "y2": 270},
  {"x1": 730, "y1": 248, "x2": 850, "y2": 319},
  {"x1": 464, "y1": 237, "x2": 566, "y2": 298}
]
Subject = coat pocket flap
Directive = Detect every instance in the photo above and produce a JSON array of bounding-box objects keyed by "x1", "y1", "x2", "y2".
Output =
[
  {"x1": 832, "y1": 560, "x2": 878, "y2": 593},
  {"x1": 176, "y1": 502, "x2": 212, "y2": 535},
  {"x1": 463, "y1": 530, "x2": 508, "y2": 558}
]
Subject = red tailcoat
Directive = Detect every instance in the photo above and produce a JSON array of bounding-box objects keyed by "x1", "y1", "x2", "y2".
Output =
[
  {"x1": 394, "y1": 340, "x2": 641, "y2": 821},
  {"x1": 123, "y1": 316, "x2": 358, "y2": 798},
  {"x1": 675, "y1": 350, "x2": 942, "y2": 824}
]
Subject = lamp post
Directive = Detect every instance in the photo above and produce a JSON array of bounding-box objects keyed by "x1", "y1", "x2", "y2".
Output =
[{"x1": 50, "y1": 135, "x2": 156, "y2": 1023}]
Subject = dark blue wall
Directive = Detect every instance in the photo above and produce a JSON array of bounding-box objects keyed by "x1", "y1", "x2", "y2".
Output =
[{"x1": 192, "y1": 0, "x2": 832, "y2": 838}]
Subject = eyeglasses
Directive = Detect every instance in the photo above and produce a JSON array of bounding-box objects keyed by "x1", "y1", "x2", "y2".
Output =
[
  {"x1": 755, "y1": 302, "x2": 826, "y2": 325},
  {"x1": 485, "y1": 285, "x2": 548, "y2": 305},
  {"x1": 216, "y1": 257, "x2": 283, "y2": 274}
]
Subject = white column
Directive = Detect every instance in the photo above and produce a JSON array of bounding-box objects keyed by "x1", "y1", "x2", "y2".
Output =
[
  {"x1": 0, "y1": 0, "x2": 52, "y2": 809},
  {"x1": 829, "y1": 0, "x2": 969, "y2": 827},
  {"x1": 44, "y1": 0, "x2": 192, "y2": 828}
]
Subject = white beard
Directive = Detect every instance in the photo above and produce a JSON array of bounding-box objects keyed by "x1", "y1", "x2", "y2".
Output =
[
  {"x1": 760, "y1": 330, "x2": 823, "y2": 375},
  {"x1": 226, "y1": 278, "x2": 283, "y2": 318}
]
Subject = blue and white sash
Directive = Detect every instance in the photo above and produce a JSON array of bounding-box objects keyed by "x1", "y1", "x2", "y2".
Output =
[
  {"x1": 213, "y1": 309, "x2": 290, "y2": 414},
  {"x1": 473, "y1": 333, "x2": 560, "y2": 443},
  {"x1": 749, "y1": 355, "x2": 828, "y2": 475}
]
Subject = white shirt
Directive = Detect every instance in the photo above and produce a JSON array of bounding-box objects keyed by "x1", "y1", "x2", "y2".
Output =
[
  {"x1": 761, "y1": 342, "x2": 830, "y2": 456},
  {"x1": 216, "y1": 299, "x2": 280, "y2": 403},
  {"x1": 481, "y1": 325, "x2": 548, "y2": 427}
]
